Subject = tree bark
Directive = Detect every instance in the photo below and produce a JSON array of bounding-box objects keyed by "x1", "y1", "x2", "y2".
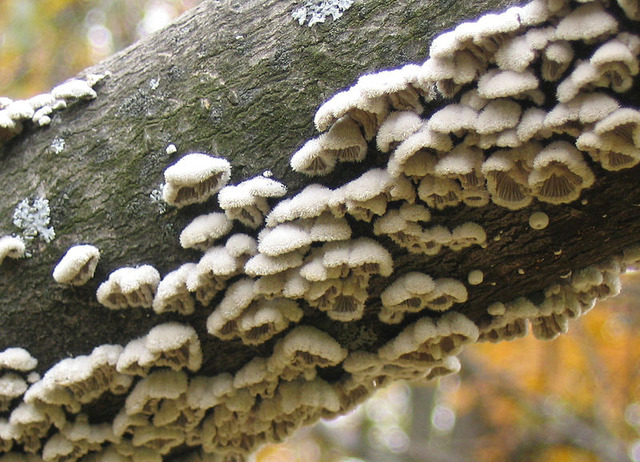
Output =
[{"x1": 1, "y1": 0, "x2": 639, "y2": 458}]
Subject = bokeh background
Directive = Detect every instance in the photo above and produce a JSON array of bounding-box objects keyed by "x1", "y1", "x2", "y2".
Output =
[{"x1": 1, "y1": 1, "x2": 639, "y2": 461}]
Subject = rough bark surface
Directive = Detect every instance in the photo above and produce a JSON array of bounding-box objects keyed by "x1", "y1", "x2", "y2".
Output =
[{"x1": 1, "y1": 0, "x2": 639, "y2": 454}]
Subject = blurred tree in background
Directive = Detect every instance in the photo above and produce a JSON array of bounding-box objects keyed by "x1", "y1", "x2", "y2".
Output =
[
  {"x1": 1, "y1": 2, "x2": 639, "y2": 461},
  {"x1": 0, "y1": 0, "x2": 200, "y2": 98}
]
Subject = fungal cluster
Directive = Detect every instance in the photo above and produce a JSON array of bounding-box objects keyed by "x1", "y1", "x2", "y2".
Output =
[
  {"x1": 2, "y1": 0, "x2": 640, "y2": 460},
  {"x1": 0, "y1": 75, "x2": 105, "y2": 144}
]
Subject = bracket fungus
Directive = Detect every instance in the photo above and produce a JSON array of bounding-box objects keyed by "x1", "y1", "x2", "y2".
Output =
[
  {"x1": 0, "y1": 237, "x2": 24, "y2": 266},
  {"x1": 179, "y1": 213, "x2": 233, "y2": 251},
  {"x1": 162, "y1": 153, "x2": 231, "y2": 208},
  {"x1": 4, "y1": 0, "x2": 640, "y2": 460},
  {"x1": 96, "y1": 265, "x2": 161, "y2": 310},
  {"x1": 51, "y1": 245, "x2": 100, "y2": 286},
  {"x1": 218, "y1": 176, "x2": 287, "y2": 228}
]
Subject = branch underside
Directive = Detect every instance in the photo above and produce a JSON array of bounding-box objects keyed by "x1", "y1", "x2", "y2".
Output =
[{"x1": 0, "y1": 0, "x2": 639, "y2": 460}]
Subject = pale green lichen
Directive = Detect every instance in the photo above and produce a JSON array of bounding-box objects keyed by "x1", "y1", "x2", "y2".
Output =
[
  {"x1": 12, "y1": 197, "x2": 55, "y2": 243},
  {"x1": 292, "y1": 0, "x2": 355, "y2": 27}
]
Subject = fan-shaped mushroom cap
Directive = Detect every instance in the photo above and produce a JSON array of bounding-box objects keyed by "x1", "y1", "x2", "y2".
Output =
[
  {"x1": 418, "y1": 176, "x2": 463, "y2": 210},
  {"x1": 0, "y1": 348, "x2": 37, "y2": 372},
  {"x1": 96, "y1": 265, "x2": 160, "y2": 310},
  {"x1": 265, "y1": 184, "x2": 333, "y2": 227},
  {"x1": 125, "y1": 369, "x2": 188, "y2": 416},
  {"x1": 555, "y1": 2, "x2": 618, "y2": 42},
  {"x1": 314, "y1": 86, "x2": 390, "y2": 139},
  {"x1": 528, "y1": 141, "x2": 595, "y2": 203},
  {"x1": 427, "y1": 104, "x2": 477, "y2": 136},
  {"x1": 51, "y1": 79, "x2": 97, "y2": 100},
  {"x1": 257, "y1": 223, "x2": 312, "y2": 257},
  {"x1": 448, "y1": 222, "x2": 487, "y2": 251},
  {"x1": 376, "y1": 111, "x2": 424, "y2": 153},
  {"x1": 233, "y1": 358, "x2": 278, "y2": 399},
  {"x1": 357, "y1": 65, "x2": 425, "y2": 112},
  {"x1": 435, "y1": 145, "x2": 485, "y2": 190},
  {"x1": 495, "y1": 35, "x2": 537, "y2": 72},
  {"x1": 244, "y1": 251, "x2": 305, "y2": 277},
  {"x1": 52, "y1": 245, "x2": 100, "y2": 286},
  {"x1": 475, "y1": 99, "x2": 522, "y2": 135},
  {"x1": 482, "y1": 144, "x2": 537, "y2": 209},
  {"x1": 235, "y1": 299, "x2": 303, "y2": 345},
  {"x1": 145, "y1": 323, "x2": 202, "y2": 372},
  {"x1": 378, "y1": 312, "x2": 479, "y2": 366},
  {"x1": 306, "y1": 212, "x2": 352, "y2": 242},
  {"x1": 541, "y1": 40, "x2": 574, "y2": 81},
  {"x1": 162, "y1": 153, "x2": 231, "y2": 207},
  {"x1": 0, "y1": 236, "x2": 25, "y2": 265},
  {"x1": 0, "y1": 373, "x2": 28, "y2": 411},
  {"x1": 380, "y1": 272, "x2": 436, "y2": 315},
  {"x1": 426, "y1": 278, "x2": 469, "y2": 311},
  {"x1": 179, "y1": 213, "x2": 232, "y2": 250},
  {"x1": 225, "y1": 233, "x2": 258, "y2": 258},
  {"x1": 477, "y1": 69, "x2": 539, "y2": 100},
  {"x1": 317, "y1": 116, "x2": 368, "y2": 163},
  {"x1": 267, "y1": 326, "x2": 347, "y2": 379},
  {"x1": 387, "y1": 128, "x2": 451, "y2": 179},
  {"x1": 290, "y1": 138, "x2": 337, "y2": 176},
  {"x1": 116, "y1": 338, "x2": 155, "y2": 377},
  {"x1": 209, "y1": 278, "x2": 256, "y2": 326},
  {"x1": 152, "y1": 263, "x2": 196, "y2": 315}
]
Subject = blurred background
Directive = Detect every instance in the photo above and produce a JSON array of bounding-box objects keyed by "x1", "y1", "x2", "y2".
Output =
[{"x1": 2, "y1": 1, "x2": 639, "y2": 461}]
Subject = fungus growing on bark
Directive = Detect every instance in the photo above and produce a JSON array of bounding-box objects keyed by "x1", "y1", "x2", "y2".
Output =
[
  {"x1": 162, "y1": 153, "x2": 231, "y2": 207},
  {"x1": 52, "y1": 245, "x2": 100, "y2": 286},
  {"x1": 186, "y1": 238, "x2": 256, "y2": 305},
  {"x1": 291, "y1": 115, "x2": 370, "y2": 176},
  {"x1": 376, "y1": 111, "x2": 423, "y2": 153},
  {"x1": 96, "y1": 265, "x2": 161, "y2": 310},
  {"x1": 268, "y1": 326, "x2": 347, "y2": 381},
  {"x1": 358, "y1": 65, "x2": 425, "y2": 111},
  {"x1": 208, "y1": 288, "x2": 303, "y2": 345},
  {"x1": 24, "y1": 345, "x2": 129, "y2": 414},
  {"x1": 467, "y1": 269, "x2": 484, "y2": 285},
  {"x1": 379, "y1": 272, "x2": 436, "y2": 324},
  {"x1": 144, "y1": 323, "x2": 202, "y2": 372},
  {"x1": 0, "y1": 237, "x2": 25, "y2": 265},
  {"x1": 387, "y1": 127, "x2": 452, "y2": 180},
  {"x1": 257, "y1": 224, "x2": 312, "y2": 257},
  {"x1": 0, "y1": 349, "x2": 37, "y2": 373},
  {"x1": 529, "y1": 211, "x2": 550, "y2": 229},
  {"x1": 6, "y1": 0, "x2": 640, "y2": 459},
  {"x1": 265, "y1": 184, "x2": 333, "y2": 227},
  {"x1": 314, "y1": 86, "x2": 390, "y2": 140},
  {"x1": 427, "y1": 104, "x2": 478, "y2": 137},
  {"x1": 482, "y1": 144, "x2": 537, "y2": 209},
  {"x1": 152, "y1": 263, "x2": 196, "y2": 315},
  {"x1": 373, "y1": 203, "x2": 441, "y2": 255},
  {"x1": 554, "y1": 2, "x2": 618, "y2": 42},
  {"x1": 179, "y1": 213, "x2": 233, "y2": 250},
  {"x1": 477, "y1": 69, "x2": 541, "y2": 101},
  {"x1": 378, "y1": 312, "x2": 479, "y2": 367},
  {"x1": 0, "y1": 374, "x2": 27, "y2": 412},
  {"x1": 528, "y1": 141, "x2": 595, "y2": 203},
  {"x1": 51, "y1": 79, "x2": 98, "y2": 100},
  {"x1": 125, "y1": 369, "x2": 188, "y2": 417},
  {"x1": 448, "y1": 222, "x2": 487, "y2": 251},
  {"x1": 577, "y1": 107, "x2": 640, "y2": 170},
  {"x1": 218, "y1": 176, "x2": 287, "y2": 228}
]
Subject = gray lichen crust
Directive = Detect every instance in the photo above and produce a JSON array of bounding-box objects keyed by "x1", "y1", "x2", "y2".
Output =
[{"x1": 1, "y1": 0, "x2": 640, "y2": 460}]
